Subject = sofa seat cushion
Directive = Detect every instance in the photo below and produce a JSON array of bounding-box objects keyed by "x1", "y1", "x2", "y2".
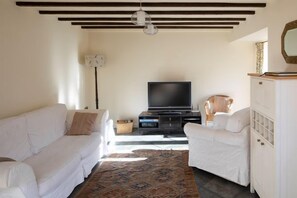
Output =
[
  {"x1": 63, "y1": 132, "x2": 101, "y2": 159},
  {"x1": 23, "y1": 132, "x2": 101, "y2": 196},
  {"x1": 24, "y1": 138, "x2": 82, "y2": 196}
]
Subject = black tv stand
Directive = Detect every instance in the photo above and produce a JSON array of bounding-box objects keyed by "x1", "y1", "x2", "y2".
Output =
[{"x1": 138, "y1": 111, "x2": 201, "y2": 135}]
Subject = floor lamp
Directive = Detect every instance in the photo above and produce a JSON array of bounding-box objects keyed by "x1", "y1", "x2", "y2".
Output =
[{"x1": 85, "y1": 55, "x2": 105, "y2": 109}]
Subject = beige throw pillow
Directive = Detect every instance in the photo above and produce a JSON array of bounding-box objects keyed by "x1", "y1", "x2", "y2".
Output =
[{"x1": 67, "y1": 112, "x2": 98, "y2": 135}]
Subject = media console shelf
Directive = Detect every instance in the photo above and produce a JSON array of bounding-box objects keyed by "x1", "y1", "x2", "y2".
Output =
[{"x1": 138, "y1": 111, "x2": 201, "y2": 135}]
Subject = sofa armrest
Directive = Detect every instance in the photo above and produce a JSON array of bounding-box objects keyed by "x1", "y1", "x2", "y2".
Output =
[
  {"x1": 106, "y1": 119, "x2": 115, "y2": 144},
  {"x1": 0, "y1": 162, "x2": 39, "y2": 198}
]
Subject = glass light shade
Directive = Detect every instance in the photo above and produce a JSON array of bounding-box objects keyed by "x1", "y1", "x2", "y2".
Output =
[
  {"x1": 144, "y1": 24, "x2": 158, "y2": 35},
  {"x1": 131, "y1": 10, "x2": 151, "y2": 26}
]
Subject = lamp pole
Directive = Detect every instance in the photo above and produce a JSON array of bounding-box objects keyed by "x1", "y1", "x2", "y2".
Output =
[
  {"x1": 85, "y1": 54, "x2": 104, "y2": 110},
  {"x1": 95, "y1": 66, "x2": 99, "y2": 109}
]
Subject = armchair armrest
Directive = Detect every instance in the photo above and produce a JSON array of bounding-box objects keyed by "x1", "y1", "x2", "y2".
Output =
[
  {"x1": 184, "y1": 123, "x2": 223, "y2": 141},
  {"x1": 214, "y1": 126, "x2": 250, "y2": 147},
  {"x1": 204, "y1": 101, "x2": 212, "y2": 115},
  {"x1": 212, "y1": 114, "x2": 231, "y2": 129},
  {"x1": 0, "y1": 162, "x2": 39, "y2": 198},
  {"x1": 0, "y1": 187, "x2": 26, "y2": 198},
  {"x1": 184, "y1": 123, "x2": 250, "y2": 147}
]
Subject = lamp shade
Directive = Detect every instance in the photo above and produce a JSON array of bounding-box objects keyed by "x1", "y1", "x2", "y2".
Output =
[
  {"x1": 144, "y1": 24, "x2": 158, "y2": 35},
  {"x1": 131, "y1": 10, "x2": 151, "y2": 26},
  {"x1": 85, "y1": 55, "x2": 104, "y2": 68}
]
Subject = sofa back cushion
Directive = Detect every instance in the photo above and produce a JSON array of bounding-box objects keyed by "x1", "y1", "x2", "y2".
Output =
[
  {"x1": 66, "y1": 109, "x2": 109, "y2": 133},
  {"x1": 24, "y1": 104, "x2": 67, "y2": 154},
  {"x1": 225, "y1": 107, "x2": 250, "y2": 133},
  {"x1": 0, "y1": 116, "x2": 33, "y2": 161}
]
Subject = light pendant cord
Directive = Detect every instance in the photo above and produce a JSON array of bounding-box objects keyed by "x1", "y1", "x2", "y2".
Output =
[{"x1": 139, "y1": 0, "x2": 142, "y2": 10}]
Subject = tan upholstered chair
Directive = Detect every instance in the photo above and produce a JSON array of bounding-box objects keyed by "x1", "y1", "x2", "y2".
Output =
[{"x1": 204, "y1": 95, "x2": 233, "y2": 125}]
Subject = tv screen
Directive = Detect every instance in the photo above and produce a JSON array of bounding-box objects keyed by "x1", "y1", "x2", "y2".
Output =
[{"x1": 148, "y1": 81, "x2": 191, "y2": 111}]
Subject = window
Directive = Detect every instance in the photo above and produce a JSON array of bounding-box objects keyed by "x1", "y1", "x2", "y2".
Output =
[
  {"x1": 262, "y1": 42, "x2": 268, "y2": 73},
  {"x1": 256, "y1": 41, "x2": 268, "y2": 73}
]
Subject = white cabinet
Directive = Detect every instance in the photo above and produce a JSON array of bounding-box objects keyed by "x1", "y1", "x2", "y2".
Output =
[{"x1": 250, "y1": 75, "x2": 297, "y2": 198}]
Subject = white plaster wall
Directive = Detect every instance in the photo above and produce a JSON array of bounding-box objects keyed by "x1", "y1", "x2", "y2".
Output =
[
  {"x1": 0, "y1": 0, "x2": 90, "y2": 119},
  {"x1": 231, "y1": 0, "x2": 297, "y2": 71},
  {"x1": 88, "y1": 31, "x2": 254, "y2": 125}
]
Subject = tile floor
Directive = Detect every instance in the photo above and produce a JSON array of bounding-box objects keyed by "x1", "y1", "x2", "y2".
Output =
[{"x1": 70, "y1": 131, "x2": 260, "y2": 198}]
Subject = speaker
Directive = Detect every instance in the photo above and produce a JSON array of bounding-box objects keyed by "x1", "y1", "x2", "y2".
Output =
[{"x1": 85, "y1": 55, "x2": 104, "y2": 68}]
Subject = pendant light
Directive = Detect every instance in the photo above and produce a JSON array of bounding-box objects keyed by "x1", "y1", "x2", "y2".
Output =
[
  {"x1": 131, "y1": 0, "x2": 151, "y2": 26},
  {"x1": 144, "y1": 23, "x2": 158, "y2": 35}
]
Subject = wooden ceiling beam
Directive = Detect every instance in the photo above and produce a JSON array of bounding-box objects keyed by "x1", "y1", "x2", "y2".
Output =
[
  {"x1": 81, "y1": 26, "x2": 233, "y2": 29},
  {"x1": 40, "y1": 10, "x2": 255, "y2": 15},
  {"x1": 58, "y1": 17, "x2": 247, "y2": 21},
  {"x1": 16, "y1": 2, "x2": 266, "y2": 8},
  {"x1": 15, "y1": 1, "x2": 267, "y2": 30},
  {"x1": 72, "y1": 22, "x2": 240, "y2": 25}
]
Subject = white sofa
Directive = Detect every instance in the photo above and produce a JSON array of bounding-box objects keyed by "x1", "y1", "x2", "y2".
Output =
[
  {"x1": 184, "y1": 107, "x2": 250, "y2": 186},
  {"x1": 0, "y1": 104, "x2": 113, "y2": 198}
]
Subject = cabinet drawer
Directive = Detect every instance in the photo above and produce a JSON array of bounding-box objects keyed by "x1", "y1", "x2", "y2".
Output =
[
  {"x1": 160, "y1": 116, "x2": 181, "y2": 128},
  {"x1": 160, "y1": 116, "x2": 180, "y2": 123},
  {"x1": 251, "y1": 78, "x2": 275, "y2": 119}
]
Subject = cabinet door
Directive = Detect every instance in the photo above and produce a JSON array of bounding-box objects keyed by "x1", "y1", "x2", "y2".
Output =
[
  {"x1": 251, "y1": 131, "x2": 265, "y2": 197},
  {"x1": 251, "y1": 78, "x2": 275, "y2": 119},
  {"x1": 251, "y1": 131, "x2": 275, "y2": 198},
  {"x1": 262, "y1": 140, "x2": 276, "y2": 198}
]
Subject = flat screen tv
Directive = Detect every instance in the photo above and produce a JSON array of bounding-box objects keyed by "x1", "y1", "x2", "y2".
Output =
[{"x1": 148, "y1": 81, "x2": 191, "y2": 111}]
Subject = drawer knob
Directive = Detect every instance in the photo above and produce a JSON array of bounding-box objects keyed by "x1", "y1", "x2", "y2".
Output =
[
  {"x1": 259, "y1": 82, "x2": 263, "y2": 85},
  {"x1": 261, "y1": 142, "x2": 265, "y2": 146},
  {"x1": 257, "y1": 139, "x2": 261, "y2": 142}
]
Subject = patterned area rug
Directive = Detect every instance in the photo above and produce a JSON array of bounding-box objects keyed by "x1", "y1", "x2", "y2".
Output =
[{"x1": 75, "y1": 150, "x2": 199, "y2": 198}]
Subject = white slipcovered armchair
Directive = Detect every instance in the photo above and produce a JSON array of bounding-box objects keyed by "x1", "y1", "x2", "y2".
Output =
[{"x1": 184, "y1": 107, "x2": 250, "y2": 186}]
